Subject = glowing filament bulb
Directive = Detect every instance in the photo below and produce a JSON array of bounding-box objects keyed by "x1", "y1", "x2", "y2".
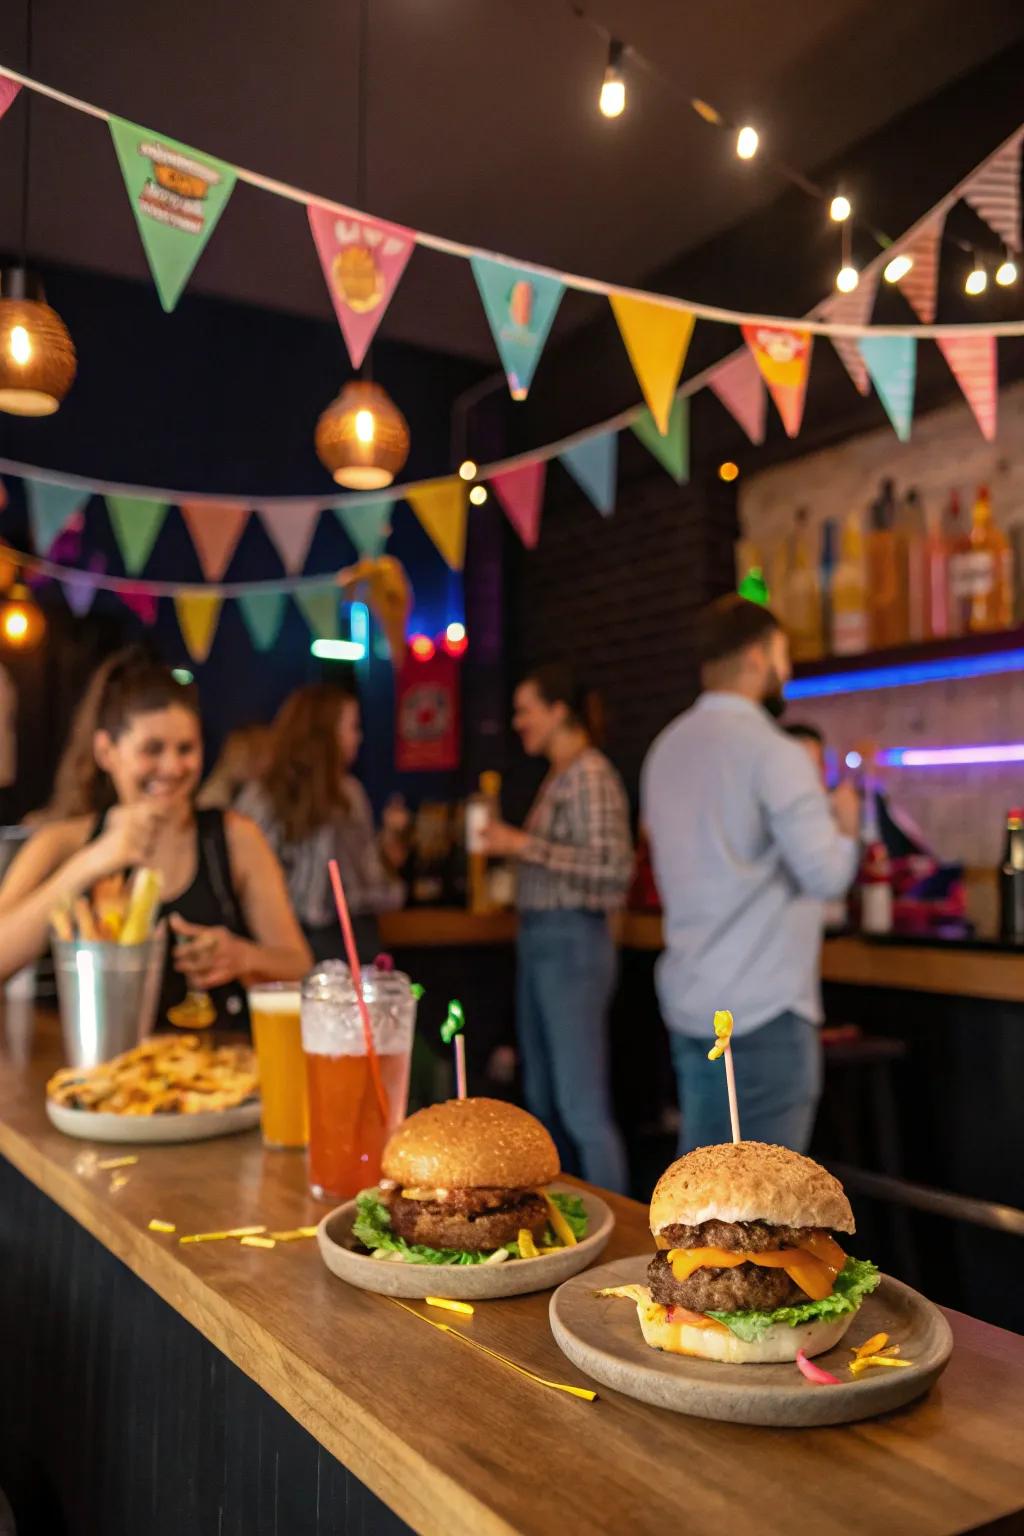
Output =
[
  {"x1": 830, "y1": 195, "x2": 851, "y2": 222},
  {"x1": 884, "y1": 254, "x2": 913, "y2": 284},
  {"x1": 964, "y1": 266, "x2": 987, "y2": 297},
  {"x1": 836, "y1": 265, "x2": 859, "y2": 293},
  {"x1": 9, "y1": 325, "x2": 31, "y2": 365},
  {"x1": 354, "y1": 408, "x2": 375, "y2": 443},
  {"x1": 736, "y1": 126, "x2": 759, "y2": 159},
  {"x1": 995, "y1": 258, "x2": 1018, "y2": 287}
]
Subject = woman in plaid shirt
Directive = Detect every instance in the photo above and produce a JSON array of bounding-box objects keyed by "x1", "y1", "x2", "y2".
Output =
[{"x1": 482, "y1": 665, "x2": 633, "y2": 1193}]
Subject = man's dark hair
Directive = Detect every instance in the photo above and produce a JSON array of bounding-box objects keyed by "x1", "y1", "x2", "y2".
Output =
[
  {"x1": 784, "y1": 722, "x2": 824, "y2": 747},
  {"x1": 697, "y1": 594, "x2": 781, "y2": 670}
]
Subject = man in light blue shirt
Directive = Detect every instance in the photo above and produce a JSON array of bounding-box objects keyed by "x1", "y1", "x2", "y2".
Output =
[{"x1": 641, "y1": 596, "x2": 859, "y2": 1153}]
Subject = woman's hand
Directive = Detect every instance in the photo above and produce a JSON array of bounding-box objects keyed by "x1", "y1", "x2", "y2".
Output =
[
  {"x1": 83, "y1": 802, "x2": 163, "y2": 881},
  {"x1": 480, "y1": 820, "x2": 529, "y2": 859},
  {"x1": 169, "y1": 913, "x2": 252, "y2": 989}
]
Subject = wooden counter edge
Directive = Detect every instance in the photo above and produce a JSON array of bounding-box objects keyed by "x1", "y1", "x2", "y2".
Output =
[{"x1": 0, "y1": 1118, "x2": 519, "y2": 1536}]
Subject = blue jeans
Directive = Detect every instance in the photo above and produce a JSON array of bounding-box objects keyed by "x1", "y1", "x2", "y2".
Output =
[
  {"x1": 516, "y1": 910, "x2": 629, "y2": 1193},
  {"x1": 670, "y1": 1011, "x2": 822, "y2": 1154}
]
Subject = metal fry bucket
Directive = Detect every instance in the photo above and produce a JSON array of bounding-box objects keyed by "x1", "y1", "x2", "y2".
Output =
[{"x1": 53, "y1": 926, "x2": 167, "y2": 1068}]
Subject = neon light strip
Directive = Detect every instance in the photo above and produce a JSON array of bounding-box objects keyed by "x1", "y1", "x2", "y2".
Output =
[
  {"x1": 879, "y1": 744, "x2": 1024, "y2": 767},
  {"x1": 310, "y1": 639, "x2": 365, "y2": 661},
  {"x1": 785, "y1": 648, "x2": 1024, "y2": 699}
]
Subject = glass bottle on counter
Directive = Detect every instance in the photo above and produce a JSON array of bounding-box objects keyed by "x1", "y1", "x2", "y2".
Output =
[
  {"x1": 408, "y1": 803, "x2": 451, "y2": 907},
  {"x1": 944, "y1": 491, "x2": 966, "y2": 635},
  {"x1": 857, "y1": 784, "x2": 893, "y2": 935},
  {"x1": 949, "y1": 485, "x2": 1013, "y2": 633},
  {"x1": 901, "y1": 487, "x2": 928, "y2": 643},
  {"x1": 998, "y1": 807, "x2": 1024, "y2": 943},
  {"x1": 786, "y1": 509, "x2": 824, "y2": 661},
  {"x1": 924, "y1": 498, "x2": 950, "y2": 638},
  {"x1": 866, "y1": 479, "x2": 907, "y2": 649},
  {"x1": 830, "y1": 511, "x2": 869, "y2": 655},
  {"x1": 466, "y1": 771, "x2": 502, "y2": 914}
]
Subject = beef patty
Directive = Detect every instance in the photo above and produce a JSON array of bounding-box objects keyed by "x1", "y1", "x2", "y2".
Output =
[
  {"x1": 384, "y1": 1187, "x2": 549, "y2": 1252},
  {"x1": 658, "y1": 1219, "x2": 818, "y2": 1253}
]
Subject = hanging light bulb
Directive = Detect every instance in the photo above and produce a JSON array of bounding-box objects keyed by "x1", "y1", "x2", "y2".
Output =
[
  {"x1": 458, "y1": 459, "x2": 477, "y2": 481},
  {"x1": 0, "y1": 581, "x2": 45, "y2": 649},
  {"x1": 736, "y1": 125, "x2": 759, "y2": 160},
  {"x1": 829, "y1": 194, "x2": 851, "y2": 223},
  {"x1": 599, "y1": 40, "x2": 626, "y2": 118},
  {"x1": 884, "y1": 253, "x2": 913, "y2": 284},
  {"x1": 995, "y1": 257, "x2": 1018, "y2": 287},
  {"x1": 469, "y1": 484, "x2": 488, "y2": 506},
  {"x1": 315, "y1": 380, "x2": 410, "y2": 490},
  {"x1": 964, "y1": 262, "x2": 987, "y2": 297},
  {"x1": 835, "y1": 265, "x2": 860, "y2": 294},
  {"x1": 0, "y1": 268, "x2": 76, "y2": 417}
]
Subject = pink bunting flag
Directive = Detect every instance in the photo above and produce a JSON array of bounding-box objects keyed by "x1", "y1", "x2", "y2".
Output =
[
  {"x1": 741, "y1": 324, "x2": 813, "y2": 438},
  {"x1": 120, "y1": 587, "x2": 158, "y2": 626},
  {"x1": 962, "y1": 131, "x2": 1023, "y2": 253},
  {"x1": 0, "y1": 79, "x2": 21, "y2": 124},
  {"x1": 937, "y1": 334, "x2": 998, "y2": 441},
  {"x1": 898, "y1": 215, "x2": 945, "y2": 324},
  {"x1": 307, "y1": 203, "x2": 415, "y2": 369},
  {"x1": 708, "y1": 349, "x2": 767, "y2": 445},
  {"x1": 821, "y1": 274, "x2": 879, "y2": 396},
  {"x1": 258, "y1": 502, "x2": 321, "y2": 574},
  {"x1": 179, "y1": 501, "x2": 249, "y2": 580},
  {"x1": 490, "y1": 462, "x2": 546, "y2": 549}
]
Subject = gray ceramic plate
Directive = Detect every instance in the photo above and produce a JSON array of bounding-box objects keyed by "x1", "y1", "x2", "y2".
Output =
[
  {"x1": 317, "y1": 1183, "x2": 614, "y2": 1299},
  {"x1": 46, "y1": 1097, "x2": 261, "y2": 1144},
  {"x1": 549, "y1": 1254, "x2": 953, "y2": 1426}
]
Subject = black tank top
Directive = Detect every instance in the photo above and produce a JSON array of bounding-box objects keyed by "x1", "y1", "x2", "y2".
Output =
[{"x1": 87, "y1": 807, "x2": 252, "y2": 1030}]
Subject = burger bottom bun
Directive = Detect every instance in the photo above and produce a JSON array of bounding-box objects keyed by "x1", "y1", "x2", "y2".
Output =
[{"x1": 638, "y1": 1306, "x2": 857, "y2": 1364}]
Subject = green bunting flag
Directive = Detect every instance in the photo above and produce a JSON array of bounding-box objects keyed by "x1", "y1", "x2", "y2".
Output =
[
  {"x1": 237, "y1": 590, "x2": 288, "y2": 651},
  {"x1": 334, "y1": 501, "x2": 393, "y2": 560},
  {"x1": 109, "y1": 116, "x2": 237, "y2": 312},
  {"x1": 631, "y1": 397, "x2": 689, "y2": 484},
  {"x1": 295, "y1": 586, "x2": 340, "y2": 642},
  {"x1": 105, "y1": 495, "x2": 169, "y2": 574}
]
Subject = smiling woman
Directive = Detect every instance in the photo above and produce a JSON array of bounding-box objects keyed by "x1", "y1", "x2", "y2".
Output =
[{"x1": 0, "y1": 647, "x2": 311, "y2": 1023}]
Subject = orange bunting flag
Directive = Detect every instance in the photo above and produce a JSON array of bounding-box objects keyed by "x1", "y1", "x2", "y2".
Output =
[
  {"x1": 405, "y1": 479, "x2": 467, "y2": 570},
  {"x1": 174, "y1": 593, "x2": 222, "y2": 663},
  {"x1": 179, "y1": 502, "x2": 249, "y2": 580},
  {"x1": 937, "y1": 334, "x2": 997, "y2": 441},
  {"x1": 741, "y1": 323, "x2": 813, "y2": 438},
  {"x1": 609, "y1": 295, "x2": 695, "y2": 436}
]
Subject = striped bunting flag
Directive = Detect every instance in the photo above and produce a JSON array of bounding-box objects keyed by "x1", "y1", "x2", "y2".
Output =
[
  {"x1": 937, "y1": 335, "x2": 997, "y2": 441},
  {"x1": 962, "y1": 131, "x2": 1023, "y2": 252},
  {"x1": 822, "y1": 274, "x2": 878, "y2": 396},
  {"x1": 898, "y1": 215, "x2": 945, "y2": 324}
]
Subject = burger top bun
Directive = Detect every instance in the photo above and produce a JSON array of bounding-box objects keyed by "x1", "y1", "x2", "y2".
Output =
[
  {"x1": 381, "y1": 1097, "x2": 560, "y2": 1190},
  {"x1": 649, "y1": 1141, "x2": 855, "y2": 1236}
]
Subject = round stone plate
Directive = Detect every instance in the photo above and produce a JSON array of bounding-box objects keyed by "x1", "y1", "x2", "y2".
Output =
[
  {"x1": 317, "y1": 1183, "x2": 614, "y2": 1300},
  {"x1": 46, "y1": 1097, "x2": 261, "y2": 1144},
  {"x1": 549, "y1": 1254, "x2": 953, "y2": 1426}
]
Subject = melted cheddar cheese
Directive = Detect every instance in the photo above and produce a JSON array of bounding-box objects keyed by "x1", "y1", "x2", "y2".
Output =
[{"x1": 665, "y1": 1239, "x2": 846, "y2": 1303}]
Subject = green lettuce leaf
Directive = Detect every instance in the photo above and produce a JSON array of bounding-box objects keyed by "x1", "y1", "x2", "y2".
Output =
[
  {"x1": 706, "y1": 1256, "x2": 881, "y2": 1342},
  {"x1": 351, "y1": 1187, "x2": 588, "y2": 1266}
]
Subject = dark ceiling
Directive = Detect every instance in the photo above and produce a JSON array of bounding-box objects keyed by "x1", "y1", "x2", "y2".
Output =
[{"x1": 1, "y1": 0, "x2": 1023, "y2": 361}]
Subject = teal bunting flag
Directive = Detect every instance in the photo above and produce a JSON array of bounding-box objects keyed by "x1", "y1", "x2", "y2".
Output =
[
  {"x1": 470, "y1": 256, "x2": 564, "y2": 400},
  {"x1": 559, "y1": 432, "x2": 618, "y2": 516},
  {"x1": 237, "y1": 590, "x2": 287, "y2": 651},
  {"x1": 295, "y1": 585, "x2": 340, "y2": 641},
  {"x1": 24, "y1": 478, "x2": 90, "y2": 554},
  {"x1": 334, "y1": 501, "x2": 393, "y2": 560},
  {"x1": 858, "y1": 335, "x2": 917, "y2": 442}
]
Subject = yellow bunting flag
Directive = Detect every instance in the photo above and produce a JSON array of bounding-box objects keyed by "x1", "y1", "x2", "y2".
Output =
[
  {"x1": 609, "y1": 295, "x2": 695, "y2": 436},
  {"x1": 405, "y1": 478, "x2": 467, "y2": 570},
  {"x1": 174, "y1": 593, "x2": 222, "y2": 663}
]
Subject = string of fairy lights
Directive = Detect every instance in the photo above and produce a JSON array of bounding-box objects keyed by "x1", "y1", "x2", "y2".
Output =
[{"x1": 572, "y1": 1, "x2": 1020, "y2": 298}]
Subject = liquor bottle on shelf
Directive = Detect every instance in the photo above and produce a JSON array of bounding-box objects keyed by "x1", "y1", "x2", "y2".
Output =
[
  {"x1": 901, "y1": 487, "x2": 927, "y2": 642},
  {"x1": 949, "y1": 485, "x2": 1012, "y2": 634},
  {"x1": 786, "y1": 509, "x2": 824, "y2": 661},
  {"x1": 819, "y1": 519, "x2": 837, "y2": 650},
  {"x1": 866, "y1": 478, "x2": 908, "y2": 649},
  {"x1": 766, "y1": 537, "x2": 790, "y2": 625},
  {"x1": 408, "y1": 803, "x2": 451, "y2": 907},
  {"x1": 466, "y1": 771, "x2": 502, "y2": 914},
  {"x1": 998, "y1": 808, "x2": 1024, "y2": 943},
  {"x1": 1013, "y1": 522, "x2": 1024, "y2": 625},
  {"x1": 857, "y1": 783, "x2": 893, "y2": 935},
  {"x1": 944, "y1": 491, "x2": 966, "y2": 635},
  {"x1": 830, "y1": 511, "x2": 869, "y2": 655},
  {"x1": 924, "y1": 497, "x2": 950, "y2": 638}
]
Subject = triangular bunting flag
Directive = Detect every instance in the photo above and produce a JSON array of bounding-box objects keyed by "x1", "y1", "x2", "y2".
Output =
[
  {"x1": 259, "y1": 502, "x2": 321, "y2": 575},
  {"x1": 708, "y1": 350, "x2": 766, "y2": 445},
  {"x1": 559, "y1": 432, "x2": 618, "y2": 517},
  {"x1": 898, "y1": 215, "x2": 945, "y2": 324},
  {"x1": 609, "y1": 295, "x2": 695, "y2": 435},
  {"x1": 295, "y1": 586, "x2": 340, "y2": 642},
  {"x1": 237, "y1": 590, "x2": 287, "y2": 651},
  {"x1": 821, "y1": 275, "x2": 879, "y2": 396},
  {"x1": 470, "y1": 256, "x2": 564, "y2": 400},
  {"x1": 962, "y1": 132, "x2": 1023, "y2": 253},
  {"x1": 120, "y1": 588, "x2": 158, "y2": 626},
  {"x1": 334, "y1": 500, "x2": 393, "y2": 560},
  {"x1": 108, "y1": 117, "x2": 237, "y2": 312},
  {"x1": 179, "y1": 501, "x2": 249, "y2": 580},
  {"x1": 105, "y1": 495, "x2": 169, "y2": 575},
  {"x1": 24, "y1": 478, "x2": 89, "y2": 554},
  {"x1": 0, "y1": 79, "x2": 21, "y2": 123},
  {"x1": 859, "y1": 335, "x2": 917, "y2": 442},
  {"x1": 937, "y1": 335, "x2": 998, "y2": 441},
  {"x1": 175, "y1": 593, "x2": 221, "y2": 661},
  {"x1": 307, "y1": 204, "x2": 416, "y2": 369},
  {"x1": 405, "y1": 479, "x2": 468, "y2": 569},
  {"x1": 490, "y1": 462, "x2": 546, "y2": 548},
  {"x1": 741, "y1": 324, "x2": 813, "y2": 438},
  {"x1": 63, "y1": 576, "x2": 98, "y2": 618},
  {"x1": 631, "y1": 397, "x2": 689, "y2": 484}
]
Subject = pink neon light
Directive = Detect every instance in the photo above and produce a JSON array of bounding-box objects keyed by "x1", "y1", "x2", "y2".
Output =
[{"x1": 889, "y1": 744, "x2": 1024, "y2": 767}]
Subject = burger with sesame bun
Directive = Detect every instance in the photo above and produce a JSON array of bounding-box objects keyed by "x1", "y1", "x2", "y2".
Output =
[
  {"x1": 606, "y1": 1142, "x2": 879, "y2": 1363},
  {"x1": 352, "y1": 1098, "x2": 588, "y2": 1265}
]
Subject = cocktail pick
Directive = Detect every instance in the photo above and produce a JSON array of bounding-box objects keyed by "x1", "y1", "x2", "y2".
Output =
[
  {"x1": 707, "y1": 1008, "x2": 741, "y2": 1144},
  {"x1": 441, "y1": 999, "x2": 467, "y2": 1099}
]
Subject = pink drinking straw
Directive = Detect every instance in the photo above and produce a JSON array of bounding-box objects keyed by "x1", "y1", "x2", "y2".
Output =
[{"x1": 328, "y1": 859, "x2": 389, "y2": 1124}]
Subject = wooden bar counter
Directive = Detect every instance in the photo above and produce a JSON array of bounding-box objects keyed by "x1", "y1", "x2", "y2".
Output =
[{"x1": 2, "y1": 1010, "x2": 1024, "y2": 1535}]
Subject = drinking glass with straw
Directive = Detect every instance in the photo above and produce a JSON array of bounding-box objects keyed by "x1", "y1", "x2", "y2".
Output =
[{"x1": 707, "y1": 1008, "x2": 742, "y2": 1143}]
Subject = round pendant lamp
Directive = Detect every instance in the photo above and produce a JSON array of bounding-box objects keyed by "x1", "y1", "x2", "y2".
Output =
[
  {"x1": 0, "y1": 267, "x2": 77, "y2": 417},
  {"x1": 315, "y1": 381, "x2": 410, "y2": 490},
  {"x1": 0, "y1": 581, "x2": 46, "y2": 649}
]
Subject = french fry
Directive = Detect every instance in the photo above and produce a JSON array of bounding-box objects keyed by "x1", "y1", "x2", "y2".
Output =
[
  {"x1": 72, "y1": 896, "x2": 100, "y2": 942},
  {"x1": 94, "y1": 874, "x2": 127, "y2": 941},
  {"x1": 51, "y1": 903, "x2": 74, "y2": 942},
  {"x1": 119, "y1": 868, "x2": 163, "y2": 945}
]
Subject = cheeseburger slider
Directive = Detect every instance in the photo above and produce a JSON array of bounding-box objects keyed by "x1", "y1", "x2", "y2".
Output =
[
  {"x1": 353, "y1": 1098, "x2": 587, "y2": 1264},
  {"x1": 606, "y1": 1142, "x2": 878, "y2": 1363}
]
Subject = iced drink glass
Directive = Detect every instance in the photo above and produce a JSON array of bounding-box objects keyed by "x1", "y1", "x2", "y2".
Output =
[
  {"x1": 248, "y1": 984, "x2": 309, "y2": 1149},
  {"x1": 300, "y1": 961, "x2": 416, "y2": 1201}
]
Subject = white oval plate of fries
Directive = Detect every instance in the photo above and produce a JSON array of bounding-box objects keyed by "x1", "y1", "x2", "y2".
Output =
[{"x1": 46, "y1": 1097, "x2": 261, "y2": 1144}]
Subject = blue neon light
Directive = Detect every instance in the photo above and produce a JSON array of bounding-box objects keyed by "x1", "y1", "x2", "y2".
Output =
[
  {"x1": 785, "y1": 647, "x2": 1024, "y2": 699},
  {"x1": 350, "y1": 602, "x2": 370, "y2": 653}
]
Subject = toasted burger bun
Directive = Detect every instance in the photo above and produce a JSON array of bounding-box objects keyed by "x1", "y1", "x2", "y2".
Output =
[
  {"x1": 638, "y1": 1305, "x2": 856, "y2": 1364},
  {"x1": 381, "y1": 1097, "x2": 559, "y2": 1190},
  {"x1": 650, "y1": 1141, "x2": 854, "y2": 1237}
]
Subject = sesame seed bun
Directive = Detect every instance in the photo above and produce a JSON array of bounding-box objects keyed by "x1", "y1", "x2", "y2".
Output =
[
  {"x1": 635, "y1": 1294, "x2": 855, "y2": 1363},
  {"x1": 381, "y1": 1098, "x2": 559, "y2": 1190},
  {"x1": 649, "y1": 1142, "x2": 855, "y2": 1236}
]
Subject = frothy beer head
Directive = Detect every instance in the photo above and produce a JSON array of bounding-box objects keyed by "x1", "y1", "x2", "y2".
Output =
[{"x1": 247, "y1": 987, "x2": 301, "y2": 1014}]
